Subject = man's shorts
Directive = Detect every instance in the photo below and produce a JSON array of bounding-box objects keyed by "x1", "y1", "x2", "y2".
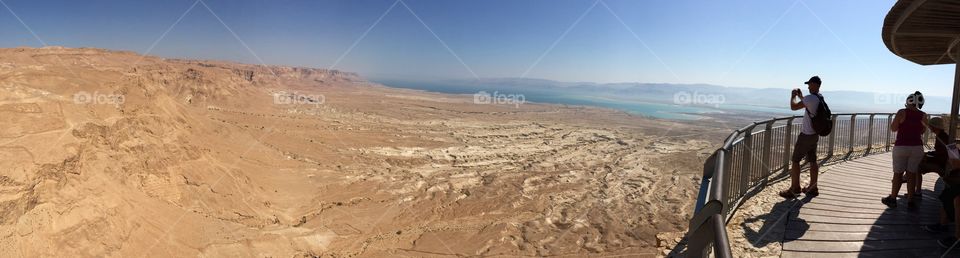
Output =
[{"x1": 791, "y1": 133, "x2": 819, "y2": 163}]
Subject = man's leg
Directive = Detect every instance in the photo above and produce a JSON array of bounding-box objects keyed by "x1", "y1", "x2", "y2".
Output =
[
  {"x1": 809, "y1": 162, "x2": 819, "y2": 189},
  {"x1": 937, "y1": 194, "x2": 960, "y2": 248},
  {"x1": 954, "y1": 196, "x2": 960, "y2": 239},
  {"x1": 780, "y1": 161, "x2": 802, "y2": 198},
  {"x1": 789, "y1": 161, "x2": 801, "y2": 192},
  {"x1": 942, "y1": 208, "x2": 949, "y2": 225},
  {"x1": 783, "y1": 136, "x2": 808, "y2": 196},
  {"x1": 802, "y1": 135, "x2": 819, "y2": 192},
  {"x1": 927, "y1": 186, "x2": 956, "y2": 233},
  {"x1": 941, "y1": 185, "x2": 958, "y2": 222}
]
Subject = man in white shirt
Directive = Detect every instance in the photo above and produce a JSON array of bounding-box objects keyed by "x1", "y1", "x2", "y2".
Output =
[{"x1": 780, "y1": 76, "x2": 822, "y2": 198}]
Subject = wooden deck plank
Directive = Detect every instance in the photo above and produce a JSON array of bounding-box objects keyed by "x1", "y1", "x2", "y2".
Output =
[
  {"x1": 797, "y1": 207, "x2": 941, "y2": 220},
  {"x1": 789, "y1": 197, "x2": 942, "y2": 211},
  {"x1": 784, "y1": 229, "x2": 950, "y2": 241},
  {"x1": 775, "y1": 153, "x2": 956, "y2": 257},
  {"x1": 789, "y1": 216, "x2": 939, "y2": 226},
  {"x1": 797, "y1": 201, "x2": 934, "y2": 214},
  {"x1": 800, "y1": 223, "x2": 949, "y2": 232},
  {"x1": 782, "y1": 249, "x2": 946, "y2": 258},
  {"x1": 811, "y1": 187, "x2": 942, "y2": 201},
  {"x1": 782, "y1": 239, "x2": 940, "y2": 252}
]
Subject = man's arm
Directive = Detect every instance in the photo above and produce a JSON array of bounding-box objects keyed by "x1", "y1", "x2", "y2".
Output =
[{"x1": 790, "y1": 94, "x2": 805, "y2": 111}]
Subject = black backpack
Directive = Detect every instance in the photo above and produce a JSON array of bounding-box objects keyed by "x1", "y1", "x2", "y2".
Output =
[{"x1": 806, "y1": 94, "x2": 833, "y2": 136}]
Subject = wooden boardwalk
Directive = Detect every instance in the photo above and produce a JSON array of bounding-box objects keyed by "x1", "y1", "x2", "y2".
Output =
[{"x1": 780, "y1": 153, "x2": 960, "y2": 257}]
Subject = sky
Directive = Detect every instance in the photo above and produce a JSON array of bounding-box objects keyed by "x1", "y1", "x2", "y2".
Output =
[{"x1": 0, "y1": 0, "x2": 956, "y2": 96}]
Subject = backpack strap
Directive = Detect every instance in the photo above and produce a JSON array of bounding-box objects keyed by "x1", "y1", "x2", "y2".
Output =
[{"x1": 803, "y1": 94, "x2": 823, "y2": 117}]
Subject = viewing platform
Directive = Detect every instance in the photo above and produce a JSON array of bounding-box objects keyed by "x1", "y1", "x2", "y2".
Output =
[
  {"x1": 683, "y1": 113, "x2": 959, "y2": 257},
  {"x1": 749, "y1": 153, "x2": 957, "y2": 257}
]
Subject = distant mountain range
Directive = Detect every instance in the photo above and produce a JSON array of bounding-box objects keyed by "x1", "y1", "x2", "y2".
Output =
[{"x1": 379, "y1": 78, "x2": 952, "y2": 114}]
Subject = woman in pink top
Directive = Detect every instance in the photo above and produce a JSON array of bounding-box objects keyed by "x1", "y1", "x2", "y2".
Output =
[{"x1": 882, "y1": 91, "x2": 927, "y2": 209}]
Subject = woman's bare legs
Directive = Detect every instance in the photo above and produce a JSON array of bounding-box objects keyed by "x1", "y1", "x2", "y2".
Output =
[
  {"x1": 915, "y1": 172, "x2": 922, "y2": 195},
  {"x1": 890, "y1": 171, "x2": 904, "y2": 198},
  {"x1": 906, "y1": 171, "x2": 917, "y2": 201}
]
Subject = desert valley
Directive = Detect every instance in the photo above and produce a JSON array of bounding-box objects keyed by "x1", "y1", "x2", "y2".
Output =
[{"x1": 0, "y1": 47, "x2": 731, "y2": 257}]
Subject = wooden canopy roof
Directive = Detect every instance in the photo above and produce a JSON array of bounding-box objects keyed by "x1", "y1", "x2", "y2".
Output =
[{"x1": 882, "y1": 0, "x2": 960, "y2": 65}]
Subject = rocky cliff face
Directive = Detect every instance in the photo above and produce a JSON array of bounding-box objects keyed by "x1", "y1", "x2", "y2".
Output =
[{"x1": 173, "y1": 59, "x2": 365, "y2": 86}]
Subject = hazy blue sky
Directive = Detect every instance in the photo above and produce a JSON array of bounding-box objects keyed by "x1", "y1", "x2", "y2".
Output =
[{"x1": 0, "y1": 0, "x2": 955, "y2": 96}]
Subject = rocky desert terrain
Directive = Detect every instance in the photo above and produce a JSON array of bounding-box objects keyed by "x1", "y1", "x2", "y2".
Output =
[{"x1": 0, "y1": 47, "x2": 730, "y2": 257}]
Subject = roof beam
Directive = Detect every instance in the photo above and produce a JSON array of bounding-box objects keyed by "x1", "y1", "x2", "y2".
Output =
[
  {"x1": 894, "y1": 32, "x2": 960, "y2": 37},
  {"x1": 890, "y1": 0, "x2": 929, "y2": 55}
]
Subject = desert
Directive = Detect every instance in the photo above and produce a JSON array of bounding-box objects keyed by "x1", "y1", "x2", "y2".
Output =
[{"x1": 0, "y1": 47, "x2": 733, "y2": 257}]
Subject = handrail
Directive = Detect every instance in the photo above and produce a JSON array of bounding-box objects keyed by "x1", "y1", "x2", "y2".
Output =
[{"x1": 684, "y1": 112, "x2": 944, "y2": 257}]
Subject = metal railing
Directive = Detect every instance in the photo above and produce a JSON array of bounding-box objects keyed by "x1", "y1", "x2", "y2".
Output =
[{"x1": 684, "y1": 112, "x2": 943, "y2": 257}]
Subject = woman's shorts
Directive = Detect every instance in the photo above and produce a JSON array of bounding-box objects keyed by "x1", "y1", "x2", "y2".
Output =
[{"x1": 892, "y1": 145, "x2": 924, "y2": 173}]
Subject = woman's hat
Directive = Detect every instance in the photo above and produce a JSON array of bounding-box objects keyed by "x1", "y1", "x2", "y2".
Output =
[
  {"x1": 907, "y1": 91, "x2": 925, "y2": 109},
  {"x1": 930, "y1": 116, "x2": 945, "y2": 129}
]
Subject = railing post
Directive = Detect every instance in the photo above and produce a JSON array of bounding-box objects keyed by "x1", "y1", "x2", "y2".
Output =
[
  {"x1": 722, "y1": 147, "x2": 733, "y2": 217},
  {"x1": 923, "y1": 113, "x2": 931, "y2": 148},
  {"x1": 761, "y1": 121, "x2": 773, "y2": 178},
  {"x1": 866, "y1": 114, "x2": 875, "y2": 155},
  {"x1": 827, "y1": 114, "x2": 838, "y2": 163},
  {"x1": 783, "y1": 118, "x2": 794, "y2": 173},
  {"x1": 740, "y1": 125, "x2": 754, "y2": 200},
  {"x1": 847, "y1": 114, "x2": 857, "y2": 158},
  {"x1": 887, "y1": 114, "x2": 893, "y2": 151}
]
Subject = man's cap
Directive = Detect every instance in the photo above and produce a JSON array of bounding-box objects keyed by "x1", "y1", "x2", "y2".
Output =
[
  {"x1": 804, "y1": 76, "x2": 822, "y2": 85},
  {"x1": 929, "y1": 116, "x2": 945, "y2": 129}
]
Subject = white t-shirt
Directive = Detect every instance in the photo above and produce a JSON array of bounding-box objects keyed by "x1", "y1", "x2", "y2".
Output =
[{"x1": 801, "y1": 94, "x2": 821, "y2": 135}]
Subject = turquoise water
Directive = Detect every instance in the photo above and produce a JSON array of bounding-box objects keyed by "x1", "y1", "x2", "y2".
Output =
[
  {"x1": 531, "y1": 93, "x2": 716, "y2": 120},
  {"x1": 377, "y1": 80, "x2": 793, "y2": 120}
]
